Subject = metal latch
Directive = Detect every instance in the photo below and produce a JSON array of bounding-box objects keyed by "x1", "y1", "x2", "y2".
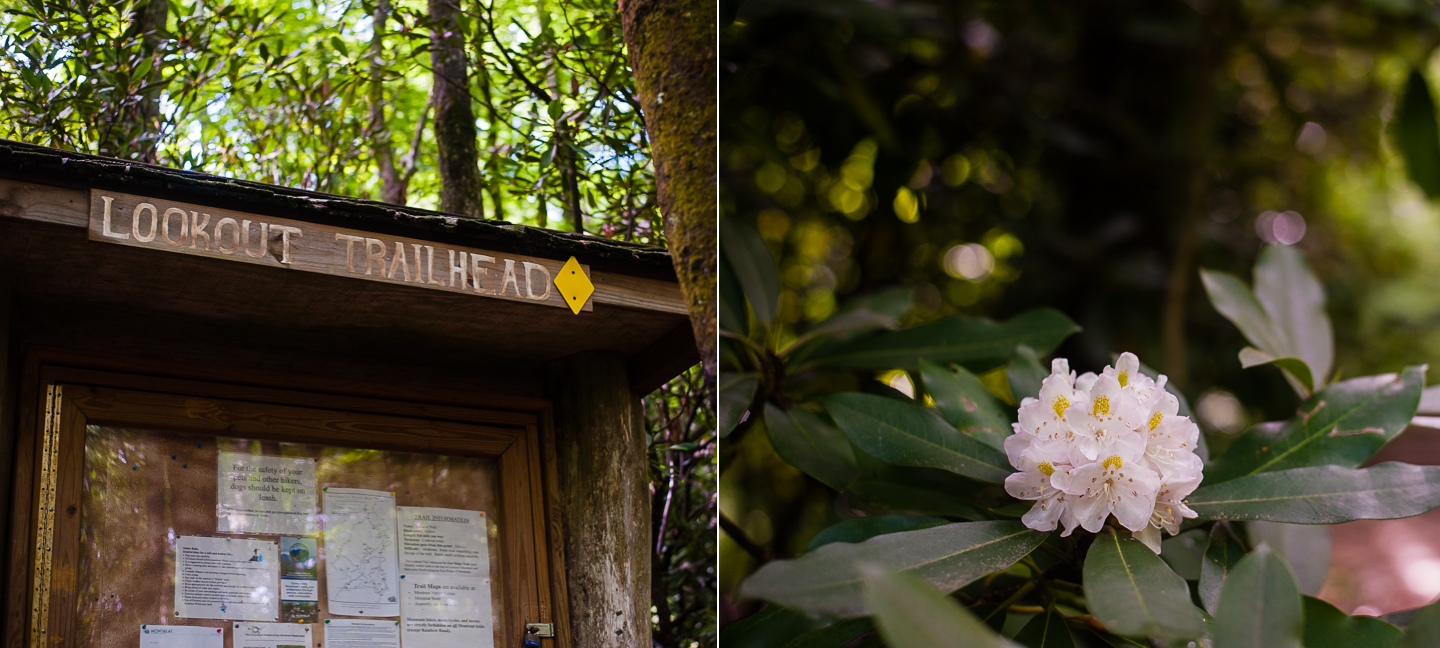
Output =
[{"x1": 525, "y1": 623, "x2": 555, "y2": 638}]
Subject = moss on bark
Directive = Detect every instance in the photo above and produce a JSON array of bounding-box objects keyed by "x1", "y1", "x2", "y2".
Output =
[{"x1": 620, "y1": 0, "x2": 718, "y2": 390}]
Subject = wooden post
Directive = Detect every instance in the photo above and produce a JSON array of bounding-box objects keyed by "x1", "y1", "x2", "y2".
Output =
[{"x1": 545, "y1": 351, "x2": 651, "y2": 648}]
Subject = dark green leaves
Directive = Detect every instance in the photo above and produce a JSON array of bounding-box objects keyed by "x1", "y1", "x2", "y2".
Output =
[
  {"x1": 1013, "y1": 607, "x2": 1076, "y2": 648},
  {"x1": 1303, "y1": 596, "x2": 1401, "y2": 648},
  {"x1": 803, "y1": 514, "x2": 945, "y2": 552},
  {"x1": 804, "y1": 308, "x2": 1079, "y2": 373},
  {"x1": 738, "y1": 520, "x2": 1046, "y2": 617},
  {"x1": 1204, "y1": 366, "x2": 1424, "y2": 484},
  {"x1": 1200, "y1": 245, "x2": 1333, "y2": 395},
  {"x1": 719, "y1": 372, "x2": 759, "y2": 437},
  {"x1": 1200, "y1": 523, "x2": 1246, "y2": 615},
  {"x1": 860, "y1": 564, "x2": 1015, "y2": 648},
  {"x1": 1082, "y1": 529, "x2": 1206, "y2": 641},
  {"x1": 1392, "y1": 69, "x2": 1440, "y2": 200},
  {"x1": 918, "y1": 359, "x2": 1011, "y2": 450},
  {"x1": 1238, "y1": 347, "x2": 1314, "y2": 395},
  {"x1": 1398, "y1": 597, "x2": 1440, "y2": 648},
  {"x1": 1189, "y1": 462, "x2": 1440, "y2": 523},
  {"x1": 720, "y1": 217, "x2": 780, "y2": 326},
  {"x1": 1253, "y1": 244, "x2": 1333, "y2": 391},
  {"x1": 764, "y1": 404, "x2": 859, "y2": 491},
  {"x1": 825, "y1": 392, "x2": 1012, "y2": 483},
  {"x1": 1213, "y1": 545, "x2": 1303, "y2": 648}
]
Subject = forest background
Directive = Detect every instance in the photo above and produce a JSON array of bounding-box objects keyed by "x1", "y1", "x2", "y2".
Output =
[
  {"x1": 0, "y1": 0, "x2": 716, "y2": 646},
  {"x1": 720, "y1": 0, "x2": 1440, "y2": 630}
]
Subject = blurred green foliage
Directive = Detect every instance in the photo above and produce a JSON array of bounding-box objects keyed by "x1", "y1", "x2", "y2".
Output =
[
  {"x1": 0, "y1": 0, "x2": 659, "y2": 240},
  {"x1": 719, "y1": 0, "x2": 1440, "y2": 620}
]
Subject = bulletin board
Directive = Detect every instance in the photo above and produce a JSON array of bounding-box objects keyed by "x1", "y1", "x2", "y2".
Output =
[{"x1": 10, "y1": 362, "x2": 565, "y2": 648}]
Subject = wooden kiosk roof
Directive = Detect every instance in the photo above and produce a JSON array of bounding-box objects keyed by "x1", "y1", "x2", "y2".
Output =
[{"x1": 0, "y1": 139, "x2": 697, "y2": 399}]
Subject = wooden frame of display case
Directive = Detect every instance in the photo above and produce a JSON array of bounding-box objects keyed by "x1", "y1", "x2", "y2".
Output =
[{"x1": 5, "y1": 347, "x2": 573, "y2": 648}]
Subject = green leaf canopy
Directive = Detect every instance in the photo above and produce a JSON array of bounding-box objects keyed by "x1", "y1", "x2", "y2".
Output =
[
  {"x1": 1082, "y1": 529, "x2": 1206, "y2": 642},
  {"x1": 1213, "y1": 544, "x2": 1304, "y2": 648},
  {"x1": 918, "y1": 359, "x2": 1012, "y2": 450},
  {"x1": 1302, "y1": 596, "x2": 1401, "y2": 648},
  {"x1": 1188, "y1": 462, "x2": 1440, "y2": 523},
  {"x1": 1200, "y1": 523, "x2": 1246, "y2": 615},
  {"x1": 803, "y1": 308, "x2": 1079, "y2": 373},
  {"x1": 860, "y1": 563, "x2": 1016, "y2": 648},
  {"x1": 764, "y1": 404, "x2": 860, "y2": 491},
  {"x1": 738, "y1": 520, "x2": 1046, "y2": 617},
  {"x1": 825, "y1": 392, "x2": 1012, "y2": 483},
  {"x1": 1204, "y1": 366, "x2": 1424, "y2": 484},
  {"x1": 719, "y1": 372, "x2": 760, "y2": 437}
]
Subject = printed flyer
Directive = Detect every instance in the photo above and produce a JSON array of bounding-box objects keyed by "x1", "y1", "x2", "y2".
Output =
[
  {"x1": 279, "y1": 537, "x2": 319, "y2": 623},
  {"x1": 217, "y1": 453, "x2": 319, "y2": 536},
  {"x1": 323, "y1": 488, "x2": 400, "y2": 617},
  {"x1": 397, "y1": 507, "x2": 493, "y2": 648},
  {"x1": 173, "y1": 536, "x2": 279, "y2": 621}
]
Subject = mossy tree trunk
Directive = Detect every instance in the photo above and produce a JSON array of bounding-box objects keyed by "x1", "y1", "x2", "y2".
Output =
[
  {"x1": 619, "y1": 0, "x2": 718, "y2": 393},
  {"x1": 428, "y1": 0, "x2": 485, "y2": 218}
]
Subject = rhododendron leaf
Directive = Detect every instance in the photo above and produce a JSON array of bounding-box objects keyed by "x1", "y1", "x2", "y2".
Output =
[
  {"x1": 861, "y1": 564, "x2": 1017, "y2": 648},
  {"x1": 1200, "y1": 523, "x2": 1246, "y2": 615},
  {"x1": 1189, "y1": 462, "x2": 1440, "y2": 523},
  {"x1": 843, "y1": 478, "x2": 989, "y2": 520},
  {"x1": 776, "y1": 618, "x2": 875, "y2": 648},
  {"x1": 1006, "y1": 344, "x2": 1047, "y2": 409},
  {"x1": 719, "y1": 371, "x2": 760, "y2": 437},
  {"x1": 1247, "y1": 522, "x2": 1330, "y2": 596},
  {"x1": 737, "y1": 520, "x2": 1045, "y2": 617},
  {"x1": 1200, "y1": 268, "x2": 1289, "y2": 362},
  {"x1": 1082, "y1": 528, "x2": 1206, "y2": 641},
  {"x1": 1398, "y1": 596, "x2": 1440, "y2": 648},
  {"x1": 1213, "y1": 544, "x2": 1304, "y2": 648},
  {"x1": 1254, "y1": 244, "x2": 1333, "y2": 392},
  {"x1": 803, "y1": 308, "x2": 1079, "y2": 373},
  {"x1": 803, "y1": 515, "x2": 947, "y2": 552},
  {"x1": 1205, "y1": 366, "x2": 1425, "y2": 483},
  {"x1": 825, "y1": 392, "x2": 1012, "y2": 483},
  {"x1": 1238, "y1": 347, "x2": 1315, "y2": 397},
  {"x1": 718, "y1": 605, "x2": 816, "y2": 648},
  {"x1": 918, "y1": 359, "x2": 1011, "y2": 450},
  {"x1": 1013, "y1": 606, "x2": 1076, "y2": 648},
  {"x1": 764, "y1": 404, "x2": 859, "y2": 491},
  {"x1": 721, "y1": 216, "x2": 780, "y2": 326},
  {"x1": 1302, "y1": 596, "x2": 1401, "y2": 648}
]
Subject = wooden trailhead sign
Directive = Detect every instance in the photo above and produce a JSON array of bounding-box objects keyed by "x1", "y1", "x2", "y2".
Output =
[
  {"x1": 90, "y1": 189, "x2": 595, "y2": 312},
  {"x1": 0, "y1": 139, "x2": 696, "y2": 648}
]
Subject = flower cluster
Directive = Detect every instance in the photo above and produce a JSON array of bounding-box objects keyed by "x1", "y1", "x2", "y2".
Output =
[{"x1": 1004, "y1": 352, "x2": 1203, "y2": 552}]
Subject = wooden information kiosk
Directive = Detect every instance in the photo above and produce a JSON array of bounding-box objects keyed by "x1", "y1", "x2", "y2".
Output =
[{"x1": 0, "y1": 140, "x2": 697, "y2": 648}]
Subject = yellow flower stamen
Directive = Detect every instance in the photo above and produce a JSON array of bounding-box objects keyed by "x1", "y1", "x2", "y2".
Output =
[
  {"x1": 1052, "y1": 396, "x2": 1069, "y2": 419},
  {"x1": 1093, "y1": 395, "x2": 1110, "y2": 416},
  {"x1": 1102, "y1": 455, "x2": 1123, "y2": 470},
  {"x1": 1149, "y1": 412, "x2": 1163, "y2": 431},
  {"x1": 1118, "y1": 371, "x2": 1129, "y2": 388},
  {"x1": 1037, "y1": 462, "x2": 1055, "y2": 476}
]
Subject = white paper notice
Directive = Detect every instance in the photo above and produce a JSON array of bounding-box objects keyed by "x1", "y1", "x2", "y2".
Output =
[
  {"x1": 323, "y1": 619, "x2": 400, "y2": 648},
  {"x1": 398, "y1": 507, "x2": 493, "y2": 648},
  {"x1": 233, "y1": 622, "x2": 313, "y2": 648},
  {"x1": 174, "y1": 536, "x2": 279, "y2": 621},
  {"x1": 139, "y1": 624, "x2": 224, "y2": 647},
  {"x1": 323, "y1": 488, "x2": 400, "y2": 617},
  {"x1": 218, "y1": 453, "x2": 319, "y2": 536}
]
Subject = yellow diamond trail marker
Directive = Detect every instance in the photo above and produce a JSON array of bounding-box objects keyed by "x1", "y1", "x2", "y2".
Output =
[{"x1": 554, "y1": 257, "x2": 595, "y2": 314}]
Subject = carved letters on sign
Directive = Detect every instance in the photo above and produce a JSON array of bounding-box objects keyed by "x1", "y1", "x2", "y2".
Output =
[{"x1": 88, "y1": 189, "x2": 591, "y2": 311}]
